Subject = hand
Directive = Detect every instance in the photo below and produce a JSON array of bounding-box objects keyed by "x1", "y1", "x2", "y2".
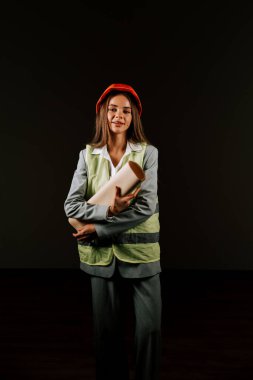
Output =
[
  {"x1": 108, "y1": 186, "x2": 141, "y2": 216},
  {"x1": 72, "y1": 223, "x2": 97, "y2": 242}
]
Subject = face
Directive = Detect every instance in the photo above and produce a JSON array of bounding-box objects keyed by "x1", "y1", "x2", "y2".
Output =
[{"x1": 107, "y1": 94, "x2": 132, "y2": 136}]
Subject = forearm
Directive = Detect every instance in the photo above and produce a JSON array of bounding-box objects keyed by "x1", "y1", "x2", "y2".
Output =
[
  {"x1": 64, "y1": 196, "x2": 108, "y2": 222},
  {"x1": 94, "y1": 198, "x2": 157, "y2": 239},
  {"x1": 65, "y1": 145, "x2": 159, "y2": 235}
]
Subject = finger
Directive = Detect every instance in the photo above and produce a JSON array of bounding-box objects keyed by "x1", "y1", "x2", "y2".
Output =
[
  {"x1": 73, "y1": 225, "x2": 91, "y2": 235},
  {"x1": 77, "y1": 234, "x2": 94, "y2": 242},
  {"x1": 115, "y1": 186, "x2": 121, "y2": 197},
  {"x1": 123, "y1": 188, "x2": 140, "y2": 200},
  {"x1": 77, "y1": 237, "x2": 89, "y2": 241},
  {"x1": 133, "y1": 187, "x2": 141, "y2": 197},
  {"x1": 123, "y1": 193, "x2": 135, "y2": 200},
  {"x1": 73, "y1": 230, "x2": 88, "y2": 238},
  {"x1": 73, "y1": 233, "x2": 85, "y2": 238},
  {"x1": 125, "y1": 194, "x2": 135, "y2": 201},
  {"x1": 78, "y1": 235, "x2": 91, "y2": 241},
  {"x1": 73, "y1": 229, "x2": 85, "y2": 236}
]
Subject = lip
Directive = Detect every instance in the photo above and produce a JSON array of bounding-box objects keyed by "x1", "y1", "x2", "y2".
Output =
[{"x1": 113, "y1": 122, "x2": 124, "y2": 125}]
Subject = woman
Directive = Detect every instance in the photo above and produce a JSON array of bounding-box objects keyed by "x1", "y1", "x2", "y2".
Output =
[{"x1": 64, "y1": 83, "x2": 162, "y2": 380}]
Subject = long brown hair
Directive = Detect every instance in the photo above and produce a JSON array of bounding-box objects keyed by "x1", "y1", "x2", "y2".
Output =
[{"x1": 89, "y1": 91, "x2": 150, "y2": 147}]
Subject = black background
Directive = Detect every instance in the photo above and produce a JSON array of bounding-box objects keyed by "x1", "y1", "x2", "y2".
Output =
[{"x1": 1, "y1": 1, "x2": 253, "y2": 269}]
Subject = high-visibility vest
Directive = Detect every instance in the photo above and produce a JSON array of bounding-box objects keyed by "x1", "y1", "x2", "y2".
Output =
[{"x1": 77, "y1": 143, "x2": 160, "y2": 266}]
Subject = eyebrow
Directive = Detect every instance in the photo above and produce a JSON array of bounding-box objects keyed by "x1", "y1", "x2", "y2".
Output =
[{"x1": 109, "y1": 104, "x2": 131, "y2": 109}]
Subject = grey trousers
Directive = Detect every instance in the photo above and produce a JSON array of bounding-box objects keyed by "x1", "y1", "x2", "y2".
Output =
[{"x1": 90, "y1": 272, "x2": 162, "y2": 380}]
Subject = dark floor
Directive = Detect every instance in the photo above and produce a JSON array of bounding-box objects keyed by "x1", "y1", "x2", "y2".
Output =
[{"x1": 0, "y1": 269, "x2": 253, "y2": 380}]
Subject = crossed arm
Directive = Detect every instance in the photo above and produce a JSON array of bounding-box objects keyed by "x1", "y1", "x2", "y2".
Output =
[{"x1": 64, "y1": 146, "x2": 158, "y2": 242}]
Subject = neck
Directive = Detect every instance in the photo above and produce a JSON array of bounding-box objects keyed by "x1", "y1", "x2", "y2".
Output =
[{"x1": 107, "y1": 134, "x2": 127, "y2": 153}]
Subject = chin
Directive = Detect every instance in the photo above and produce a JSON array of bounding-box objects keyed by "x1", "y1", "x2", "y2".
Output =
[{"x1": 110, "y1": 127, "x2": 127, "y2": 134}]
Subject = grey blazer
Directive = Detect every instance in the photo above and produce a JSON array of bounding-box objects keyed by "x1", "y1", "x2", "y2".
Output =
[{"x1": 64, "y1": 144, "x2": 161, "y2": 278}]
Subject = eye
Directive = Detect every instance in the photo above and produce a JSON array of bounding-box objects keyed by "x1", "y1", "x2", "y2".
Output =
[
  {"x1": 123, "y1": 110, "x2": 131, "y2": 114},
  {"x1": 108, "y1": 107, "x2": 117, "y2": 112}
]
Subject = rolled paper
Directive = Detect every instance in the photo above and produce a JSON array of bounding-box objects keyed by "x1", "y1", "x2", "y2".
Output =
[
  {"x1": 69, "y1": 161, "x2": 145, "y2": 231},
  {"x1": 88, "y1": 160, "x2": 145, "y2": 206}
]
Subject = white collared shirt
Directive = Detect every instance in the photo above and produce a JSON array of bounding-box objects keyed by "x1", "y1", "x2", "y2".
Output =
[{"x1": 92, "y1": 142, "x2": 142, "y2": 178}]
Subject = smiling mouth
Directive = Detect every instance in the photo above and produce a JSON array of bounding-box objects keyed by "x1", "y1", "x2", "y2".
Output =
[{"x1": 113, "y1": 122, "x2": 124, "y2": 125}]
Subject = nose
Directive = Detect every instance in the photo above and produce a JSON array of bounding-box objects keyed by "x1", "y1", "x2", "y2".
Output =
[{"x1": 114, "y1": 109, "x2": 124, "y2": 118}]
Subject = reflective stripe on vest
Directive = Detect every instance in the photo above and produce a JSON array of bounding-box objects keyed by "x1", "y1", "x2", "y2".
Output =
[{"x1": 77, "y1": 143, "x2": 160, "y2": 265}]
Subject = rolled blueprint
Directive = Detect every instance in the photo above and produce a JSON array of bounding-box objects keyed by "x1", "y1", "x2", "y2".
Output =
[
  {"x1": 69, "y1": 160, "x2": 145, "y2": 230},
  {"x1": 88, "y1": 160, "x2": 145, "y2": 205}
]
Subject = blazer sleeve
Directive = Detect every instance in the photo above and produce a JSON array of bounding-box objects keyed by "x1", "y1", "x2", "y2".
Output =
[
  {"x1": 94, "y1": 145, "x2": 159, "y2": 239},
  {"x1": 64, "y1": 150, "x2": 109, "y2": 222}
]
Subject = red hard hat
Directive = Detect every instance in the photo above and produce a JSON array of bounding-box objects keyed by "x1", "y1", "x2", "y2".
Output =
[{"x1": 96, "y1": 83, "x2": 142, "y2": 115}]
